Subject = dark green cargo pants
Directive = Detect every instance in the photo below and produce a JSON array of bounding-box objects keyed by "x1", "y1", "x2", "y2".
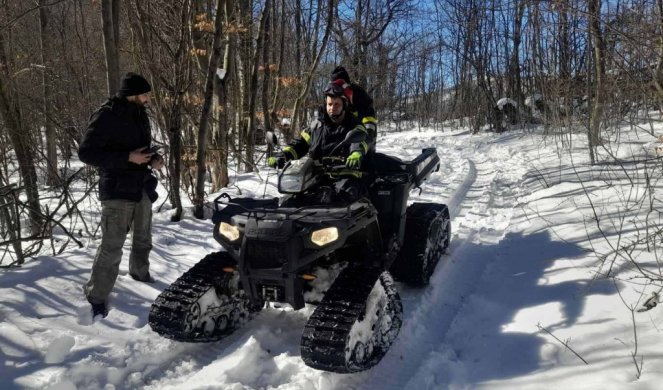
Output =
[{"x1": 84, "y1": 192, "x2": 152, "y2": 304}]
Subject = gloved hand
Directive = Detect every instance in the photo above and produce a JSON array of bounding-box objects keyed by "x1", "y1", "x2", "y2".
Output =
[
  {"x1": 268, "y1": 156, "x2": 286, "y2": 169},
  {"x1": 346, "y1": 151, "x2": 363, "y2": 169}
]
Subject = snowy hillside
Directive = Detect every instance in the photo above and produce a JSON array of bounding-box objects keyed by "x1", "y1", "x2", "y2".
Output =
[{"x1": 2, "y1": 122, "x2": 663, "y2": 389}]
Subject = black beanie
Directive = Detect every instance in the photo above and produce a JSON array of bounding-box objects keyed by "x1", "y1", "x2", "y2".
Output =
[
  {"x1": 117, "y1": 72, "x2": 151, "y2": 97},
  {"x1": 330, "y1": 66, "x2": 351, "y2": 83}
]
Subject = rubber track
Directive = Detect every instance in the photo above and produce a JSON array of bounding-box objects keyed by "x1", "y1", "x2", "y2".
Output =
[
  {"x1": 391, "y1": 203, "x2": 450, "y2": 285},
  {"x1": 148, "y1": 252, "x2": 255, "y2": 342},
  {"x1": 301, "y1": 265, "x2": 397, "y2": 373}
]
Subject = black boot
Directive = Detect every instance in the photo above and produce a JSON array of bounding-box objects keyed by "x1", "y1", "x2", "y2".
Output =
[
  {"x1": 91, "y1": 302, "x2": 108, "y2": 318},
  {"x1": 130, "y1": 272, "x2": 155, "y2": 283}
]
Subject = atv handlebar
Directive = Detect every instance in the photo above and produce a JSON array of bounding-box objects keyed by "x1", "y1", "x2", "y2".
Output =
[{"x1": 319, "y1": 157, "x2": 361, "y2": 176}]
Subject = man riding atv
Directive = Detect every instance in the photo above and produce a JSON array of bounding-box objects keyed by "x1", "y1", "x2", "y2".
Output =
[{"x1": 269, "y1": 82, "x2": 373, "y2": 170}]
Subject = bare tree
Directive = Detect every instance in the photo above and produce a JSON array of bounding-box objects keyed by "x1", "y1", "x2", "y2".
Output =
[
  {"x1": 127, "y1": 0, "x2": 195, "y2": 221},
  {"x1": 290, "y1": 0, "x2": 336, "y2": 132},
  {"x1": 100, "y1": 0, "x2": 121, "y2": 95},
  {"x1": 193, "y1": 0, "x2": 226, "y2": 219},
  {"x1": 38, "y1": 0, "x2": 58, "y2": 186},
  {"x1": 0, "y1": 28, "x2": 42, "y2": 234},
  {"x1": 242, "y1": 2, "x2": 269, "y2": 174},
  {"x1": 588, "y1": 0, "x2": 606, "y2": 164},
  {"x1": 508, "y1": 0, "x2": 526, "y2": 107},
  {"x1": 334, "y1": 0, "x2": 410, "y2": 85},
  {"x1": 653, "y1": 0, "x2": 663, "y2": 109},
  {"x1": 210, "y1": 0, "x2": 235, "y2": 192}
]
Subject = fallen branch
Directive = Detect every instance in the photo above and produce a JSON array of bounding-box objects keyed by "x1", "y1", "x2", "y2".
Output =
[{"x1": 537, "y1": 323, "x2": 589, "y2": 365}]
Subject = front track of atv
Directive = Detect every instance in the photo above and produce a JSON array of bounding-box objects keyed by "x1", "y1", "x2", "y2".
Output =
[
  {"x1": 301, "y1": 265, "x2": 402, "y2": 373},
  {"x1": 148, "y1": 252, "x2": 261, "y2": 342}
]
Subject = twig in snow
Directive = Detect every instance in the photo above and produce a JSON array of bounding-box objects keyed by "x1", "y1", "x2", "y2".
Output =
[
  {"x1": 536, "y1": 323, "x2": 589, "y2": 365},
  {"x1": 613, "y1": 278, "x2": 644, "y2": 379}
]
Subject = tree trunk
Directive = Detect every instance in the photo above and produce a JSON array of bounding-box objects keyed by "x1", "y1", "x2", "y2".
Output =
[
  {"x1": 653, "y1": 0, "x2": 663, "y2": 110},
  {"x1": 588, "y1": 0, "x2": 605, "y2": 164},
  {"x1": 234, "y1": 0, "x2": 254, "y2": 172},
  {"x1": 260, "y1": 0, "x2": 272, "y2": 136},
  {"x1": 190, "y1": 0, "x2": 211, "y2": 73},
  {"x1": 0, "y1": 31, "x2": 41, "y2": 235},
  {"x1": 127, "y1": 0, "x2": 192, "y2": 221},
  {"x1": 510, "y1": 0, "x2": 525, "y2": 107},
  {"x1": 211, "y1": 0, "x2": 234, "y2": 192},
  {"x1": 270, "y1": 0, "x2": 286, "y2": 120},
  {"x1": 38, "y1": 0, "x2": 58, "y2": 186},
  {"x1": 167, "y1": 109, "x2": 184, "y2": 221},
  {"x1": 244, "y1": 3, "x2": 269, "y2": 173},
  {"x1": 558, "y1": 0, "x2": 572, "y2": 119},
  {"x1": 194, "y1": 0, "x2": 226, "y2": 219},
  {"x1": 101, "y1": 0, "x2": 120, "y2": 95},
  {"x1": 353, "y1": 0, "x2": 363, "y2": 81}
]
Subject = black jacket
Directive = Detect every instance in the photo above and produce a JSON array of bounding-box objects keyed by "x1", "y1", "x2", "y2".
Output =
[
  {"x1": 79, "y1": 96, "x2": 157, "y2": 202},
  {"x1": 284, "y1": 107, "x2": 371, "y2": 161},
  {"x1": 348, "y1": 83, "x2": 375, "y2": 123}
]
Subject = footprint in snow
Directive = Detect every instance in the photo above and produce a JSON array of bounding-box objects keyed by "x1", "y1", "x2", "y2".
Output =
[{"x1": 44, "y1": 335, "x2": 75, "y2": 364}]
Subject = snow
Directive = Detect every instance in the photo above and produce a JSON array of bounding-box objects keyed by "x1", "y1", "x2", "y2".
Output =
[
  {"x1": 496, "y1": 97, "x2": 517, "y2": 110},
  {"x1": 525, "y1": 93, "x2": 543, "y2": 107},
  {"x1": 3, "y1": 119, "x2": 663, "y2": 389}
]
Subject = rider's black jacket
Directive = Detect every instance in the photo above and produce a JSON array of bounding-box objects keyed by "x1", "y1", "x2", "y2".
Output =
[{"x1": 283, "y1": 107, "x2": 372, "y2": 161}]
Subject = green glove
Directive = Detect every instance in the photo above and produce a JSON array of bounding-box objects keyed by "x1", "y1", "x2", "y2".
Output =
[
  {"x1": 346, "y1": 151, "x2": 363, "y2": 169},
  {"x1": 268, "y1": 155, "x2": 287, "y2": 168},
  {"x1": 268, "y1": 157, "x2": 277, "y2": 168},
  {"x1": 268, "y1": 156, "x2": 279, "y2": 168}
]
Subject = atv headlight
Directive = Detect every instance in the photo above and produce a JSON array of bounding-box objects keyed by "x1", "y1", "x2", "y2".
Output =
[
  {"x1": 310, "y1": 227, "x2": 338, "y2": 247},
  {"x1": 218, "y1": 222, "x2": 240, "y2": 242}
]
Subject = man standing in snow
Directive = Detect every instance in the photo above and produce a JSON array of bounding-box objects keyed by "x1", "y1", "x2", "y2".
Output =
[{"x1": 78, "y1": 72, "x2": 163, "y2": 318}]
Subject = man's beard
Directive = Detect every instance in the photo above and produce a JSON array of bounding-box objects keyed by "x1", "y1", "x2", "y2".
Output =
[
  {"x1": 127, "y1": 96, "x2": 148, "y2": 108},
  {"x1": 329, "y1": 110, "x2": 345, "y2": 124}
]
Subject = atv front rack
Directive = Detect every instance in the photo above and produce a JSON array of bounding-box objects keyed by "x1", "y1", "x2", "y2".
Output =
[
  {"x1": 213, "y1": 193, "x2": 278, "y2": 214},
  {"x1": 212, "y1": 193, "x2": 372, "y2": 224}
]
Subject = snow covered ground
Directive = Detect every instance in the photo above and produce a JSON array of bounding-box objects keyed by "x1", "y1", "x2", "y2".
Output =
[{"x1": 3, "y1": 120, "x2": 663, "y2": 389}]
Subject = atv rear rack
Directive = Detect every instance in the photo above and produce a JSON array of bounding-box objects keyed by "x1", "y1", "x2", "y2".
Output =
[{"x1": 369, "y1": 147, "x2": 440, "y2": 189}]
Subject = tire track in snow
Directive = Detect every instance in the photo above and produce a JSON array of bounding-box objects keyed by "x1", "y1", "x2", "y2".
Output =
[
  {"x1": 401, "y1": 140, "x2": 526, "y2": 389},
  {"x1": 343, "y1": 136, "x2": 524, "y2": 390},
  {"x1": 448, "y1": 159, "x2": 477, "y2": 220}
]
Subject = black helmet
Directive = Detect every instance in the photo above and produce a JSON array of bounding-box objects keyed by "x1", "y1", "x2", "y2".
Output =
[
  {"x1": 323, "y1": 82, "x2": 348, "y2": 122},
  {"x1": 331, "y1": 66, "x2": 351, "y2": 83},
  {"x1": 323, "y1": 81, "x2": 346, "y2": 99}
]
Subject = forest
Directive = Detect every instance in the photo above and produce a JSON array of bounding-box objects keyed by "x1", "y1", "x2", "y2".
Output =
[{"x1": 1, "y1": 0, "x2": 662, "y2": 267}]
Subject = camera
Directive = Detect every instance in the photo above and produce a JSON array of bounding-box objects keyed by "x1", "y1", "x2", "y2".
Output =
[{"x1": 145, "y1": 145, "x2": 162, "y2": 154}]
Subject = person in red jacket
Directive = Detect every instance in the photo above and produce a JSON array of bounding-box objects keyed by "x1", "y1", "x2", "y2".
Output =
[{"x1": 330, "y1": 66, "x2": 377, "y2": 151}]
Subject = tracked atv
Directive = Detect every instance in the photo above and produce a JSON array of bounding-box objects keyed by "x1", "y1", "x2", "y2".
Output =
[{"x1": 148, "y1": 130, "x2": 451, "y2": 373}]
